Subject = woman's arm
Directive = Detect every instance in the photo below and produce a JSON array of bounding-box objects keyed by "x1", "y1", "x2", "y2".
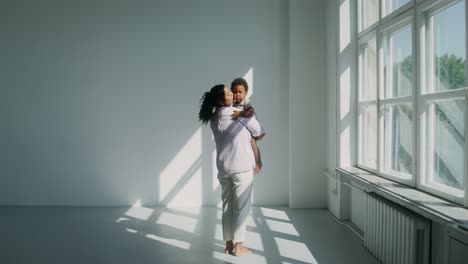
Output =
[{"x1": 237, "y1": 115, "x2": 264, "y2": 139}]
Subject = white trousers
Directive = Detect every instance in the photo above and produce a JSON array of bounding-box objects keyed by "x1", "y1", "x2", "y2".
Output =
[{"x1": 218, "y1": 170, "x2": 254, "y2": 243}]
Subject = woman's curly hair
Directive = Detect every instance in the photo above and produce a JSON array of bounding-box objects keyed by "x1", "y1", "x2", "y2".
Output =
[{"x1": 198, "y1": 84, "x2": 225, "y2": 124}]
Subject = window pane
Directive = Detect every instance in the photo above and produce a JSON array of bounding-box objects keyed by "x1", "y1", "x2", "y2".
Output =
[
  {"x1": 433, "y1": 1, "x2": 467, "y2": 92},
  {"x1": 383, "y1": 103, "x2": 413, "y2": 177},
  {"x1": 359, "y1": 37, "x2": 378, "y2": 101},
  {"x1": 359, "y1": 104, "x2": 378, "y2": 169},
  {"x1": 383, "y1": 25, "x2": 413, "y2": 98},
  {"x1": 383, "y1": 0, "x2": 410, "y2": 17},
  {"x1": 429, "y1": 100, "x2": 465, "y2": 190},
  {"x1": 359, "y1": 0, "x2": 379, "y2": 31}
]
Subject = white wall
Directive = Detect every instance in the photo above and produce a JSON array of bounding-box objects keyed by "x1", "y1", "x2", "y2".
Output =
[
  {"x1": 1, "y1": 0, "x2": 327, "y2": 207},
  {"x1": 289, "y1": 0, "x2": 327, "y2": 208},
  {"x1": 325, "y1": 0, "x2": 339, "y2": 216},
  {"x1": 325, "y1": 0, "x2": 358, "y2": 219}
]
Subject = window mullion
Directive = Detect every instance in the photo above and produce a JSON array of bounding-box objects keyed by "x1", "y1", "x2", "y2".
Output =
[
  {"x1": 378, "y1": 27, "x2": 383, "y2": 175},
  {"x1": 428, "y1": 15, "x2": 434, "y2": 94},
  {"x1": 428, "y1": 103, "x2": 435, "y2": 187},
  {"x1": 379, "y1": 96, "x2": 413, "y2": 105},
  {"x1": 412, "y1": 11, "x2": 418, "y2": 187},
  {"x1": 388, "y1": 35, "x2": 394, "y2": 98},
  {"x1": 418, "y1": 4, "x2": 426, "y2": 190},
  {"x1": 465, "y1": 88, "x2": 468, "y2": 207},
  {"x1": 364, "y1": 46, "x2": 368, "y2": 100},
  {"x1": 465, "y1": 0, "x2": 468, "y2": 207},
  {"x1": 421, "y1": 89, "x2": 466, "y2": 102},
  {"x1": 358, "y1": 103, "x2": 363, "y2": 164},
  {"x1": 387, "y1": 104, "x2": 393, "y2": 174}
]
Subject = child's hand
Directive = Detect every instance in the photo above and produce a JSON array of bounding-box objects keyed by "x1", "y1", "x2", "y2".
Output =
[{"x1": 231, "y1": 111, "x2": 241, "y2": 120}]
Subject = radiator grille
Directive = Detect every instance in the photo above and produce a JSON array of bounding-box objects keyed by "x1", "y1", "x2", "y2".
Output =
[{"x1": 364, "y1": 192, "x2": 430, "y2": 264}]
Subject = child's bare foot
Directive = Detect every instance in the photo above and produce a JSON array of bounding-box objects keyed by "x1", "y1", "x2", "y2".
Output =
[
  {"x1": 234, "y1": 243, "x2": 253, "y2": 256},
  {"x1": 224, "y1": 240, "x2": 234, "y2": 254}
]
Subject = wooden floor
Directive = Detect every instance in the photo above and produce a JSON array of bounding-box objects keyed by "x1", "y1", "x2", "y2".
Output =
[{"x1": 1, "y1": 206, "x2": 379, "y2": 264}]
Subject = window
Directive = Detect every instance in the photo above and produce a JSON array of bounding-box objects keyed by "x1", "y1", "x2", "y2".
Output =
[
  {"x1": 358, "y1": 0, "x2": 380, "y2": 32},
  {"x1": 380, "y1": 18, "x2": 414, "y2": 183},
  {"x1": 383, "y1": 0, "x2": 411, "y2": 17},
  {"x1": 358, "y1": 36, "x2": 378, "y2": 171},
  {"x1": 357, "y1": 0, "x2": 468, "y2": 206},
  {"x1": 419, "y1": 0, "x2": 467, "y2": 203}
]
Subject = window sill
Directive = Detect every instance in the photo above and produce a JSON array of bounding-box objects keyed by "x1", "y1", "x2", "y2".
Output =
[{"x1": 336, "y1": 166, "x2": 468, "y2": 234}]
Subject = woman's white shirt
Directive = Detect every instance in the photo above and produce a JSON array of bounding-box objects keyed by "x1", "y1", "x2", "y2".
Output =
[{"x1": 210, "y1": 106, "x2": 264, "y2": 177}]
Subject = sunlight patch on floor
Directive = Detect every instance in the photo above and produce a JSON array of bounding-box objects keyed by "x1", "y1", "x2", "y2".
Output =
[
  {"x1": 274, "y1": 237, "x2": 318, "y2": 263},
  {"x1": 260, "y1": 208, "x2": 290, "y2": 221},
  {"x1": 265, "y1": 219, "x2": 299, "y2": 236},
  {"x1": 124, "y1": 201, "x2": 154, "y2": 220},
  {"x1": 155, "y1": 211, "x2": 198, "y2": 233},
  {"x1": 146, "y1": 234, "x2": 191, "y2": 250},
  {"x1": 245, "y1": 231, "x2": 264, "y2": 251}
]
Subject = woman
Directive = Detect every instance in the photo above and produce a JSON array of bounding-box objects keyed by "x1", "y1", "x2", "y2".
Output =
[{"x1": 199, "y1": 84, "x2": 265, "y2": 256}]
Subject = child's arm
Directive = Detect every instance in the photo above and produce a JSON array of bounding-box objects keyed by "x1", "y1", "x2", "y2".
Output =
[
  {"x1": 231, "y1": 110, "x2": 241, "y2": 120},
  {"x1": 232, "y1": 107, "x2": 254, "y2": 120},
  {"x1": 251, "y1": 138, "x2": 263, "y2": 174},
  {"x1": 252, "y1": 132, "x2": 265, "y2": 141},
  {"x1": 231, "y1": 107, "x2": 254, "y2": 120},
  {"x1": 239, "y1": 107, "x2": 254, "y2": 118}
]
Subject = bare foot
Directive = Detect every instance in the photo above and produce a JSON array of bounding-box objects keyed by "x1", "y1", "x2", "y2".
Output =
[
  {"x1": 234, "y1": 243, "x2": 253, "y2": 256},
  {"x1": 224, "y1": 241, "x2": 234, "y2": 254},
  {"x1": 234, "y1": 246, "x2": 253, "y2": 256}
]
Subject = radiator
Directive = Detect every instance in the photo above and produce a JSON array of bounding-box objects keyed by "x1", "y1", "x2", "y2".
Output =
[{"x1": 364, "y1": 192, "x2": 430, "y2": 264}]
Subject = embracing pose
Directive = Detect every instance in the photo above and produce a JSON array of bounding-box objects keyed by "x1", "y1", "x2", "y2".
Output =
[
  {"x1": 230, "y1": 78, "x2": 263, "y2": 174},
  {"x1": 198, "y1": 84, "x2": 265, "y2": 256}
]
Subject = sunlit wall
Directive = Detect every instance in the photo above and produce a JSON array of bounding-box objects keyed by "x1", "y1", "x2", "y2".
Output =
[
  {"x1": 325, "y1": 0, "x2": 359, "y2": 219},
  {"x1": 1, "y1": 0, "x2": 326, "y2": 207}
]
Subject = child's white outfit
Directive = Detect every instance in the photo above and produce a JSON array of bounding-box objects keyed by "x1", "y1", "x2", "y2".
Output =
[{"x1": 233, "y1": 98, "x2": 253, "y2": 111}]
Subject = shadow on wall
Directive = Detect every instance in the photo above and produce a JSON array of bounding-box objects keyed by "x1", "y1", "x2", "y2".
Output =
[{"x1": 157, "y1": 69, "x2": 254, "y2": 207}]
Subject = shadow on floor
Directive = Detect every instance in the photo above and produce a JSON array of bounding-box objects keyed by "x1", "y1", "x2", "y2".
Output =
[{"x1": 1, "y1": 206, "x2": 379, "y2": 264}]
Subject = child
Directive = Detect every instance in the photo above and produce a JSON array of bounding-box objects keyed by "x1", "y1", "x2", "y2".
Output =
[{"x1": 230, "y1": 78, "x2": 264, "y2": 174}]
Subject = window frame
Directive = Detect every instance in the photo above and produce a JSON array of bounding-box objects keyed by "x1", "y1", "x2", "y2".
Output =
[
  {"x1": 358, "y1": 0, "x2": 380, "y2": 34},
  {"x1": 381, "y1": 0, "x2": 415, "y2": 21},
  {"x1": 465, "y1": 0, "x2": 468, "y2": 208},
  {"x1": 356, "y1": 0, "x2": 468, "y2": 207},
  {"x1": 358, "y1": 32, "x2": 379, "y2": 173},
  {"x1": 378, "y1": 9, "x2": 416, "y2": 186},
  {"x1": 417, "y1": 0, "x2": 468, "y2": 205}
]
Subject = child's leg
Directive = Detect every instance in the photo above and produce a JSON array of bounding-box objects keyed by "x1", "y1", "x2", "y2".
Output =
[{"x1": 251, "y1": 139, "x2": 262, "y2": 174}]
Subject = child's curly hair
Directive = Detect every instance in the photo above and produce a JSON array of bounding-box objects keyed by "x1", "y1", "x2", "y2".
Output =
[{"x1": 230, "y1": 78, "x2": 248, "y2": 92}]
